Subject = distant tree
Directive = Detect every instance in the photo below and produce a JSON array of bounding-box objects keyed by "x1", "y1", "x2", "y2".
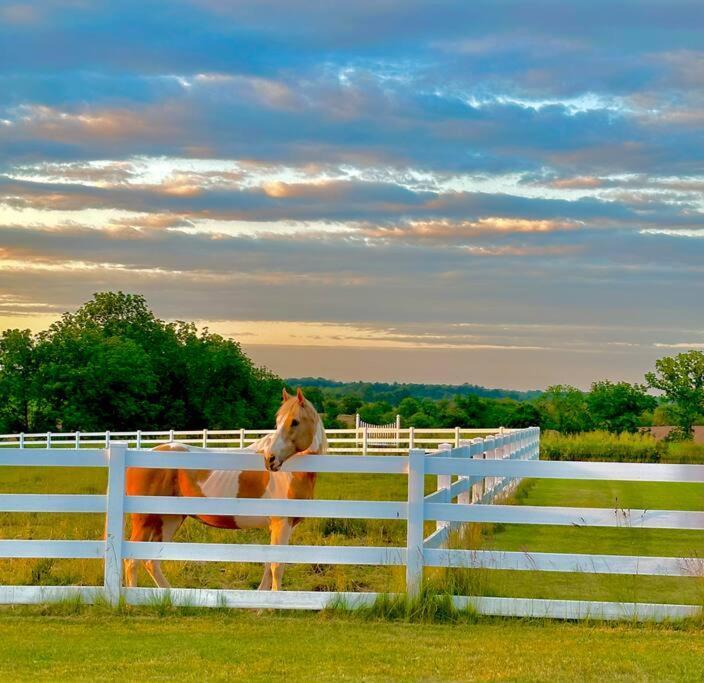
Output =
[
  {"x1": 340, "y1": 395, "x2": 363, "y2": 414},
  {"x1": 0, "y1": 329, "x2": 38, "y2": 431},
  {"x1": 398, "y1": 397, "x2": 421, "y2": 419},
  {"x1": 646, "y1": 351, "x2": 704, "y2": 439},
  {"x1": 651, "y1": 403, "x2": 672, "y2": 426},
  {"x1": 587, "y1": 380, "x2": 656, "y2": 433},
  {"x1": 450, "y1": 394, "x2": 488, "y2": 427},
  {"x1": 358, "y1": 401, "x2": 394, "y2": 425},
  {"x1": 406, "y1": 411, "x2": 434, "y2": 428},
  {"x1": 323, "y1": 398, "x2": 341, "y2": 421},
  {"x1": 535, "y1": 385, "x2": 591, "y2": 433}
]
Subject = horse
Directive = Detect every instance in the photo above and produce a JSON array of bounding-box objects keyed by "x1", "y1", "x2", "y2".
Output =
[{"x1": 124, "y1": 387, "x2": 326, "y2": 591}]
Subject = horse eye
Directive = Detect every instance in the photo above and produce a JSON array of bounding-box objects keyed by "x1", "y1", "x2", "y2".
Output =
[{"x1": 291, "y1": 419, "x2": 299, "y2": 428}]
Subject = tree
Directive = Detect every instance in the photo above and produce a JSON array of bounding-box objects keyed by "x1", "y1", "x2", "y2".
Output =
[
  {"x1": 339, "y1": 395, "x2": 363, "y2": 415},
  {"x1": 646, "y1": 351, "x2": 704, "y2": 439},
  {"x1": 16, "y1": 291, "x2": 282, "y2": 431},
  {"x1": 0, "y1": 329, "x2": 38, "y2": 431},
  {"x1": 358, "y1": 401, "x2": 394, "y2": 425},
  {"x1": 398, "y1": 397, "x2": 421, "y2": 418},
  {"x1": 587, "y1": 380, "x2": 656, "y2": 433},
  {"x1": 535, "y1": 385, "x2": 591, "y2": 433}
]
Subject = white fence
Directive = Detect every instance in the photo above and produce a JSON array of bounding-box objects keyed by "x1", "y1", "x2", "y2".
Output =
[
  {"x1": 0, "y1": 426, "x2": 502, "y2": 455},
  {"x1": 356, "y1": 414, "x2": 401, "y2": 448},
  {"x1": 1, "y1": 426, "x2": 704, "y2": 621}
]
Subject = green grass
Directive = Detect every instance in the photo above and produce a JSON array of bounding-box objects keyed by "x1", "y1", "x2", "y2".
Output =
[{"x1": 1, "y1": 610, "x2": 704, "y2": 681}]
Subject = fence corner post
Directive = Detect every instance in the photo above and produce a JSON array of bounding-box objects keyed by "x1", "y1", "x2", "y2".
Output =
[
  {"x1": 104, "y1": 441, "x2": 127, "y2": 606},
  {"x1": 406, "y1": 447, "x2": 425, "y2": 599}
]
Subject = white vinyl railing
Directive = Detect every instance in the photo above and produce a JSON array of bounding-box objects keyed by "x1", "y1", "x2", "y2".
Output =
[
  {"x1": 1, "y1": 426, "x2": 704, "y2": 621},
  {"x1": 0, "y1": 426, "x2": 503, "y2": 454}
]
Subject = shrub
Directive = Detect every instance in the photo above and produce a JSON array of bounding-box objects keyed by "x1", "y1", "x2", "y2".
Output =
[
  {"x1": 662, "y1": 441, "x2": 704, "y2": 464},
  {"x1": 540, "y1": 430, "x2": 665, "y2": 463}
]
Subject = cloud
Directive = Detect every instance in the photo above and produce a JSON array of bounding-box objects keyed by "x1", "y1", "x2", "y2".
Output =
[{"x1": 1, "y1": 1, "x2": 704, "y2": 385}]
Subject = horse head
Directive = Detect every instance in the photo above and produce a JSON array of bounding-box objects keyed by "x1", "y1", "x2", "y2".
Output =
[{"x1": 264, "y1": 387, "x2": 323, "y2": 472}]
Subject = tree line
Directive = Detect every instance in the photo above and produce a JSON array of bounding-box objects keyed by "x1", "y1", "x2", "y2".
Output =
[
  {"x1": 300, "y1": 359, "x2": 704, "y2": 441},
  {"x1": 0, "y1": 292, "x2": 281, "y2": 432},
  {"x1": 0, "y1": 291, "x2": 702, "y2": 440}
]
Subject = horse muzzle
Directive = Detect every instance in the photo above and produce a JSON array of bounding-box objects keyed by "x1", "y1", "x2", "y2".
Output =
[{"x1": 265, "y1": 453, "x2": 282, "y2": 472}]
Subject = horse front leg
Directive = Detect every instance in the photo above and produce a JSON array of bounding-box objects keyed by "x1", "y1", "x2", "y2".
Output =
[
  {"x1": 265, "y1": 517, "x2": 293, "y2": 591},
  {"x1": 258, "y1": 563, "x2": 272, "y2": 590}
]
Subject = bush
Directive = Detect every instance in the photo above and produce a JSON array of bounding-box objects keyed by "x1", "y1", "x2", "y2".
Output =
[
  {"x1": 662, "y1": 441, "x2": 704, "y2": 464},
  {"x1": 540, "y1": 430, "x2": 665, "y2": 463}
]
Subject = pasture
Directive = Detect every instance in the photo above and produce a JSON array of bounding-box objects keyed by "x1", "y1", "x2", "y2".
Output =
[{"x1": 2, "y1": 610, "x2": 704, "y2": 681}]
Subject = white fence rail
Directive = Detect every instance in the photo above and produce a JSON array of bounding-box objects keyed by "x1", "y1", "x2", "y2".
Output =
[
  {"x1": 0, "y1": 426, "x2": 504, "y2": 455},
  {"x1": 1, "y1": 426, "x2": 704, "y2": 621}
]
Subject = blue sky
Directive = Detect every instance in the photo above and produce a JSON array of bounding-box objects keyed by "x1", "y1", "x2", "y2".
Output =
[{"x1": 1, "y1": 1, "x2": 703, "y2": 388}]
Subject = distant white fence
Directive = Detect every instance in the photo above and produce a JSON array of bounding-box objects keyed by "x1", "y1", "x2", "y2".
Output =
[
  {"x1": 1, "y1": 426, "x2": 704, "y2": 621},
  {"x1": 0, "y1": 426, "x2": 502, "y2": 455},
  {"x1": 355, "y1": 414, "x2": 401, "y2": 448}
]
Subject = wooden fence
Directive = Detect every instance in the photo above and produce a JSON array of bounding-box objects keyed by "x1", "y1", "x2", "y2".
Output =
[{"x1": 1, "y1": 426, "x2": 704, "y2": 621}]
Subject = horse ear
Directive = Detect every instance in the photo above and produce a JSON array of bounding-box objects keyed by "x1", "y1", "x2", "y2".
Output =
[
  {"x1": 296, "y1": 387, "x2": 305, "y2": 405},
  {"x1": 282, "y1": 388, "x2": 290, "y2": 402}
]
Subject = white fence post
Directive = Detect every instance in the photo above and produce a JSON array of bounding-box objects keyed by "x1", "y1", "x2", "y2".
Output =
[
  {"x1": 75, "y1": 430, "x2": 80, "y2": 449},
  {"x1": 19, "y1": 432, "x2": 24, "y2": 449},
  {"x1": 362, "y1": 426, "x2": 368, "y2": 456},
  {"x1": 169, "y1": 429, "x2": 175, "y2": 442},
  {"x1": 202, "y1": 428, "x2": 208, "y2": 448},
  {"x1": 458, "y1": 440, "x2": 471, "y2": 505},
  {"x1": 136, "y1": 430, "x2": 142, "y2": 449},
  {"x1": 406, "y1": 448, "x2": 425, "y2": 599},
  {"x1": 454, "y1": 426, "x2": 460, "y2": 448},
  {"x1": 105, "y1": 431, "x2": 110, "y2": 448},
  {"x1": 436, "y1": 443, "x2": 452, "y2": 532},
  {"x1": 104, "y1": 441, "x2": 127, "y2": 606},
  {"x1": 396, "y1": 414, "x2": 401, "y2": 445},
  {"x1": 240, "y1": 428, "x2": 245, "y2": 449},
  {"x1": 46, "y1": 431, "x2": 51, "y2": 448},
  {"x1": 408, "y1": 426, "x2": 415, "y2": 450}
]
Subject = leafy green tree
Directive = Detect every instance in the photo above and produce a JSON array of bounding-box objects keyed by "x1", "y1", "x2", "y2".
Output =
[
  {"x1": 0, "y1": 329, "x2": 38, "y2": 431},
  {"x1": 340, "y1": 394, "x2": 363, "y2": 414},
  {"x1": 14, "y1": 291, "x2": 282, "y2": 431},
  {"x1": 358, "y1": 401, "x2": 394, "y2": 425},
  {"x1": 406, "y1": 411, "x2": 434, "y2": 428},
  {"x1": 535, "y1": 385, "x2": 591, "y2": 433},
  {"x1": 587, "y1": 380, "x2": 656, "y2": 433},
  {"x1": 646, "y1": 351, "x2": 704, "y2": 439},
  {"x1": 398, "y1": 397, "x2": 421, "y2": 418}
]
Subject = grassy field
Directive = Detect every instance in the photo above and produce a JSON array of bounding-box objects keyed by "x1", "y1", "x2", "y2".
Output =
[
  {"x1": 2, "y1": 462, "x2": 704, "y2": 680},
  {"x1": 1, "y1": 464, "x2": 703, "y2": 606},
  {"x1": 1, "y1": 609, "x2": 704, "y2": 681}
]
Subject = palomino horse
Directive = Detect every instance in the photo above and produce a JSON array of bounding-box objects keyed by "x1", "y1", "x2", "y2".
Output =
[{"x1": 124, "y1": 388, "x2": 326, "y2": 591}]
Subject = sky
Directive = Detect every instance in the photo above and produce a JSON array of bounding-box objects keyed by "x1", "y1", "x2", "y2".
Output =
[{"x1": 1, "y1": 1, "x2": 703, "y2": 390}]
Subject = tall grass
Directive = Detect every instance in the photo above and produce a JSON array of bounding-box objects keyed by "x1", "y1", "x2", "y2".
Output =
[
  {"x1": 661, "y1": 441, "x2": 704, "y2": 464},
  {"x1": 541, "y1": 430, "x2": 665, "y2": 462}
]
